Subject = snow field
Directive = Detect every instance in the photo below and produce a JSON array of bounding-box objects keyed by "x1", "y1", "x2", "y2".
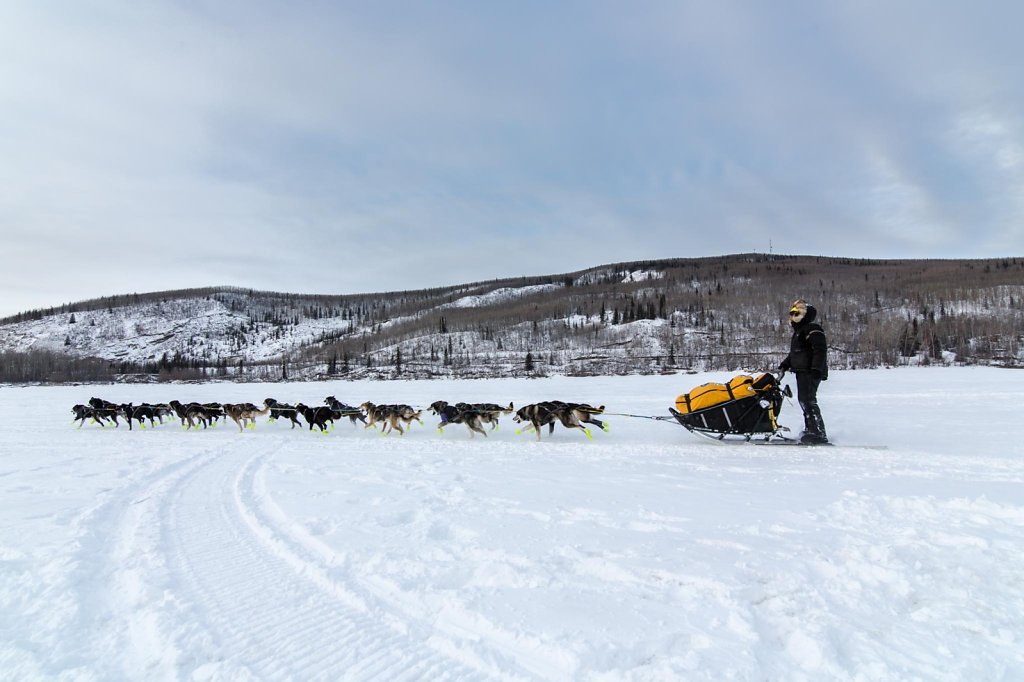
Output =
[{"x1": 1, "y1": 367, "x2": 1022, "y2": 680}]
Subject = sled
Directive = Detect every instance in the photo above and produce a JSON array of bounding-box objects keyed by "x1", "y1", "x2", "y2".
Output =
[{"x1": 669, "y1": 372, "x2": 793, "y2": 442}]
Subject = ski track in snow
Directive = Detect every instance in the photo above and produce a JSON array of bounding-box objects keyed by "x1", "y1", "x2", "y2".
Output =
[
  {"x1": 243, "y1": 453, "x2": 576, "y2": 681},
  {"x1": 57, "y1": 445, "x2": 213, "y2": 677},
  {"x1": 82, "y1": 440, "x2": 500, "y2": 681},
  {"x1": 10, "y1": 435, "x2": 500, "y2": 680}
]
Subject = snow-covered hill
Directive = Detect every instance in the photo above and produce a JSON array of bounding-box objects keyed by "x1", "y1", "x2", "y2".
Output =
[
  {"x1": 1, "y1": 295, "x2": 348, "y2": 365},
  {"x1": 1, "y1": 255, "x2": 1022, "y2": 382}
]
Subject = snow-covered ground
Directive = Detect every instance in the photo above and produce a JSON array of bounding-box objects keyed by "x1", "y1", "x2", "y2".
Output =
[
  {"x1": 446, "y1": 285, "x2": 562, "y2": 309},
  {"x1": 1, "y1": 367, "x2": 1022, "y2": 680}
]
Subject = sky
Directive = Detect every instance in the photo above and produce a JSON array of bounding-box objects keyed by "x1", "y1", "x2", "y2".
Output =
[{"x1": 2, "y1": 1, "x2": 1023, "y2": 318}]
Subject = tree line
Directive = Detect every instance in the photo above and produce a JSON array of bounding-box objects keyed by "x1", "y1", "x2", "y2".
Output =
[{"x1": 1, "y1": 254, "x2": 1022, "y2": 384}]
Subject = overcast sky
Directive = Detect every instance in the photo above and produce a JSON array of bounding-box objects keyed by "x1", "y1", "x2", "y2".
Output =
[{"x1": 2, "y1": 1, "x2": 1023, "y2": 317}]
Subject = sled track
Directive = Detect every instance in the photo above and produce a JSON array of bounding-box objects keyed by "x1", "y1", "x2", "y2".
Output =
[
  {"x1": 162, "y1": 443, "x2": 497, "y2": 681},
  {"x1": 237, "y1": 453, "x2": 577, "y2": 680},
  {"x1": 67, "y1": 443, "x2": 223, "y2": 677}
]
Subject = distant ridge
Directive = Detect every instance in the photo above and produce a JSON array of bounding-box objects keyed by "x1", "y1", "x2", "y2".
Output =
[{"x1": 1, "y1": 254, "x2": 1022, "y2": 383}]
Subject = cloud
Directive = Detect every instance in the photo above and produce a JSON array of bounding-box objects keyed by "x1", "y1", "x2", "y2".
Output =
[{"x1": 1, "y1": 1, "x2": 1023, "y2": 317}]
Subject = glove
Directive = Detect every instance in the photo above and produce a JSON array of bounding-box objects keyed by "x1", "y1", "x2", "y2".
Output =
[{"x1": 779, "y1": 359, "x2": 791, "y2": 371}]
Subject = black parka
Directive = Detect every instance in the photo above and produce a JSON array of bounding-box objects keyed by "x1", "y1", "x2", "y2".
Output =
[{"x1": 781, "y1": 305, "x2": 828, "y2": 379}]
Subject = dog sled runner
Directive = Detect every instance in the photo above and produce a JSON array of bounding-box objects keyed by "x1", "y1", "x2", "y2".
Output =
[{"x1": 669, "y1": 372, "x2": 793, "y2": 443}]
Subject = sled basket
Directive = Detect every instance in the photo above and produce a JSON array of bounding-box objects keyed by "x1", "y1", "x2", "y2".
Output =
[{"x1": 670, "y1": 373, "x2": 788, "y2": 437}]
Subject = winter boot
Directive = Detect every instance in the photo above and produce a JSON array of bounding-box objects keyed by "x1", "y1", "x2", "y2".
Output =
[
  {"x1": 801, "y1": 409, "x2": 815, "y2": 438},
  {"x1": 800, "y1": 403, "x2": 828, "y2": 445}
]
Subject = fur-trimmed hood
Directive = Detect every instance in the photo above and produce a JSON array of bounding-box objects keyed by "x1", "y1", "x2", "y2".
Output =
[
  {"x1": 790, "y1": 302, "x2": 818, "y2": 328},
  {"x1": 786, "y1": 299, "x2": 819, "y2": 327}
]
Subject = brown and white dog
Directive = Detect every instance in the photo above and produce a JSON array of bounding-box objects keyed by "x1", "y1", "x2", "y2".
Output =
[
  {"x1": 222, "y1": 402, "x2": 270, "y2": 432},
  {"x1": 360, "y1": 402, "x2": 422, "y2": 436},
  {"x1": 468, "y1": 402, "x2": 514, "y2": 430}
]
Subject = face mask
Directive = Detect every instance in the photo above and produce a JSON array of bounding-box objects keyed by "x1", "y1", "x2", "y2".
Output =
[{"x1": 788, "y1": 299, "x2": 807, "y2": 324}]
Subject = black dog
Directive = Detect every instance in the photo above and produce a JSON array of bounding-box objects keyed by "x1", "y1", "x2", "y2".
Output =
[
  {"x1": 324, "y1": 396, "x2": 367, "y2": 426},
  {"x1": 430, "y1": 400, "x2": 489, "y2": 438},
  {"x1": 263, "y1": 398, "x2": 303, "y2": 428},
  {"x1": 119, "y1": 403, "x2": 168, "y2": 430},
  {"x1": 88, "y1": 397, "x2": 122, "y2": 427},
  {"x1": 119, "y1": 403, "x2": 140, "y2": 430},
  {"x1": 295, "y1": 403, "x2": 339, "y2": 433},
  {"x1": 71, "y1": 404, "x2": 108, "y2": 428},
  {"x1": 168, "y1": 400, "x2": 220, "y2": 429}
]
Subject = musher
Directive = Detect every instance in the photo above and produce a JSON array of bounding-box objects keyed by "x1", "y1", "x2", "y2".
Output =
[{"x1": 779, "y1": 299, "x2": 829, "y2": 444}]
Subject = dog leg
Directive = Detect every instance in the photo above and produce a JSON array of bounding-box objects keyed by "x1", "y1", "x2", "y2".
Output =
[
  {"x1": 390, "y1": 418, "x2": 404, "y2": 436},
  {"x1": 570, "y1": 420, "x2": 592, "y2": 440}
]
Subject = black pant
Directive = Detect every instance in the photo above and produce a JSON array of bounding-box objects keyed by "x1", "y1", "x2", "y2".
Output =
[
  {"x1": 795, "y1": 371, "x2": 825, "y2": 435},
  {"x1": 795, "y1": 371, "x2": 820, "y2": 409}
]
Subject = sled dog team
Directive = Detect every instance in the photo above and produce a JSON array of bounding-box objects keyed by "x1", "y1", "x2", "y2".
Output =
[
  {"x1": 71, "y1": 396, "x2": 609, "y2": 439},
  {"x1": 68, "y1": 298, "x2": 827, "y2": 443}
]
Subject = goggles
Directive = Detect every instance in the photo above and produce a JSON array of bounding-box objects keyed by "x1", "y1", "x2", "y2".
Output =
[{"x1": 788, "y1": 300, "x2": 808, "y2": 321}]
